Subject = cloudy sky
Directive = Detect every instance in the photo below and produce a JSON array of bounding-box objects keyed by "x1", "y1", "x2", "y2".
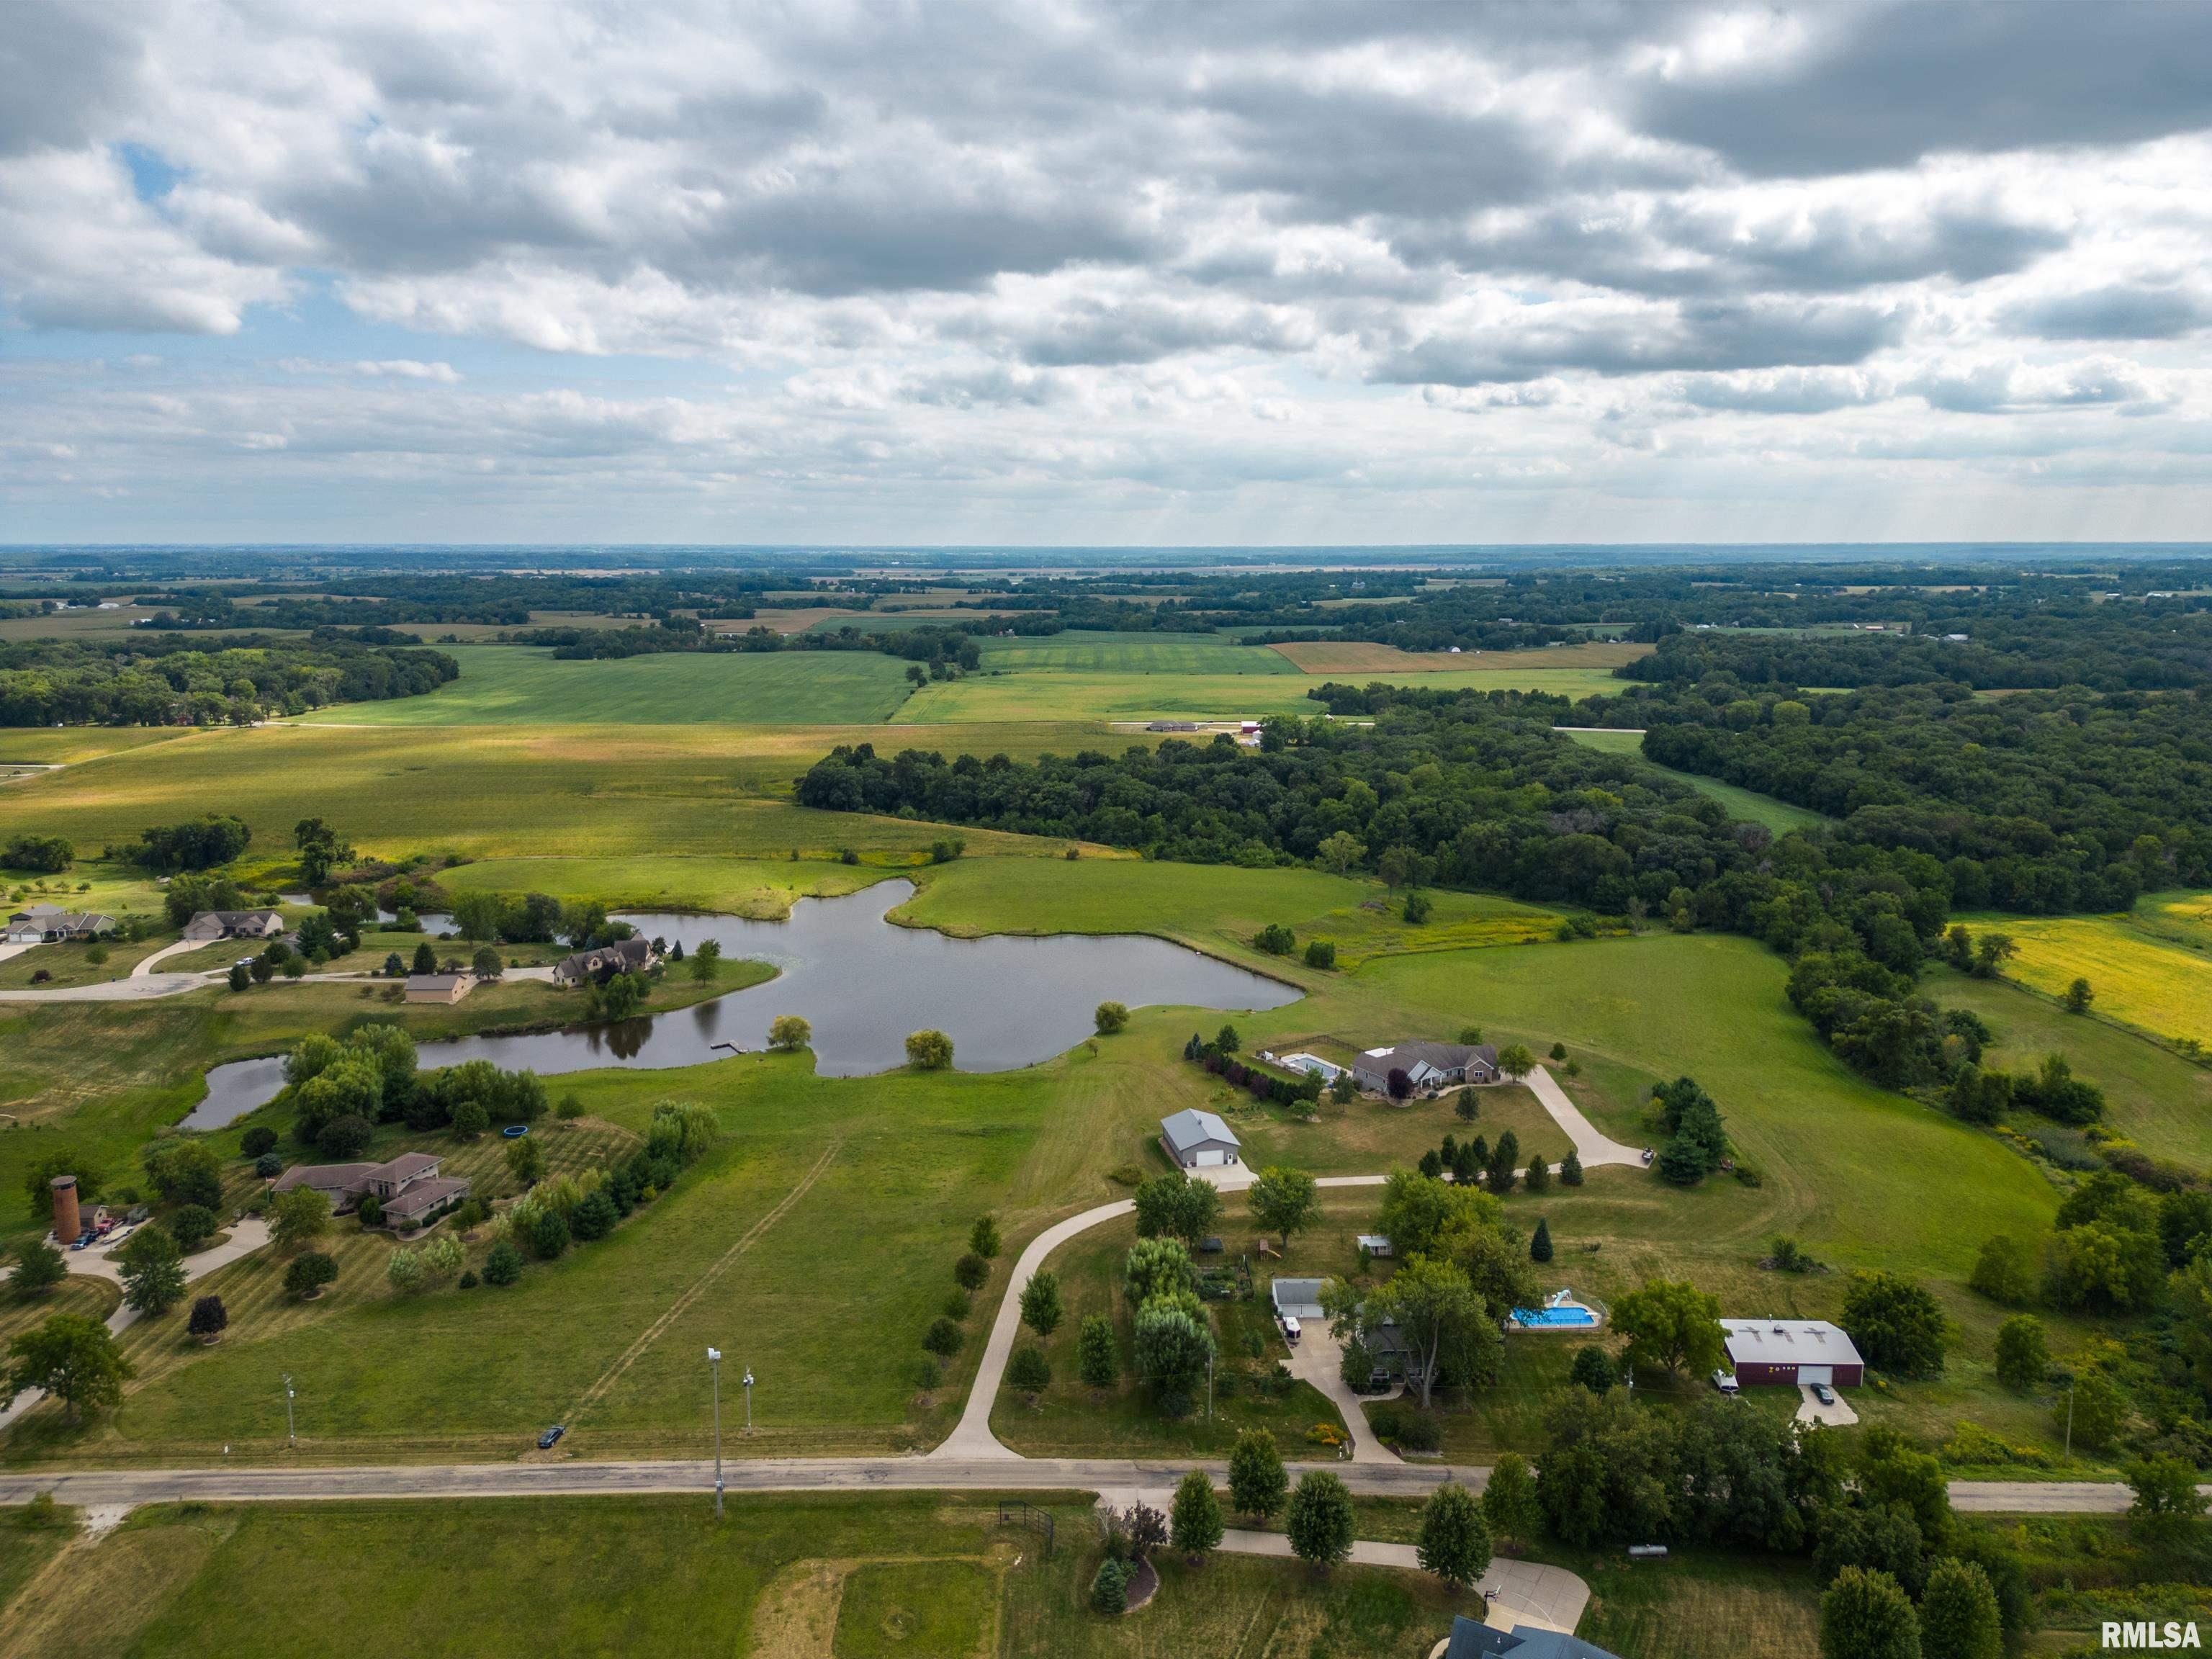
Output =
[{"x1": 6, "y1": 0, "x2": 2212, "y2": 546}]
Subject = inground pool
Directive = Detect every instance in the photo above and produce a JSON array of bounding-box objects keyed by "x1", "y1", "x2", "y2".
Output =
[{"x1": 1513, "y1": 1305, "x2": 1598, "y2": 1328}]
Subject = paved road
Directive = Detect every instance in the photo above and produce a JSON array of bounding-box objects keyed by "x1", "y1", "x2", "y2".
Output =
[{"x1": 0, "y1": 1457, "x2": 2185, "y2": 1518}]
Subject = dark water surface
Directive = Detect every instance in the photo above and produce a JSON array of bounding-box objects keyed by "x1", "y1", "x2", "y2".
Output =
[{"x1": 184, "y1": 880, "x2": 1297, "y2": 1128}]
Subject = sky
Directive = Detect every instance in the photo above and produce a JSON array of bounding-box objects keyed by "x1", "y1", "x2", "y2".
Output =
[{"x1": 4, "y1": 0, "x2": 2212, "y2": 547}]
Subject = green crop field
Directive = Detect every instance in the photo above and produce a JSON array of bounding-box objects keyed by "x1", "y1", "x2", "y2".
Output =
[
  {"x1": 895, "y1": 665, "x2": 1624, "y2": 723},
  {"x1": 0, "y1": 721, "x2": 1120, "y2": 863},
  {"x1": 297, "y1": 645, "x2": 917, "y2": 726},
  {"x1": 971, "y1": 629, "x2": 1299, "y2": 673},
  {"x1": 1560, "y1": 727, "x2": 1830, "y2": 833}
]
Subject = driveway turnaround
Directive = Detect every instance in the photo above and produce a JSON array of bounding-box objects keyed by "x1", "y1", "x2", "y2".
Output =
[{"x1": 1519, "y1": 1066, "x2": 1644, "y2": 1169}]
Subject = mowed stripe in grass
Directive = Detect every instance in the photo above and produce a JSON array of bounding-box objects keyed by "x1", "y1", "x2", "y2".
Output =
[{"x1": 298, "y1": 645, "x2": 917, "y2": 726}]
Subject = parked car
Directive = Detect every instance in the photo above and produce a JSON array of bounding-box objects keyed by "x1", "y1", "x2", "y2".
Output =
[
  {"x1": 1812, "y1": 1382, "x2": 1836, "y2": 1406},
  {"x1": 1711, "y1": 1369, "x2": 1740, "y2": 1395},
  {"x1": 1280, "y1": 1315, "x2": 1302, "y2": 1345},
  {"x1": 537, "y1": 1425, "x2": 566, "y2": 1449}
]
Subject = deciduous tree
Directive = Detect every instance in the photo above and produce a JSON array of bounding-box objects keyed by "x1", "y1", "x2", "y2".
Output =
[
  {"x1": 117, "y1": 1226, "x2": 186, "y2": 1316},
  {"x1": 1819, "y1": 1568, "x2": 1921, "y2": 1659},
  {"x1": 1228, "y1": 1428, "x2": 1287, "y2": 1521},
  {"x1": 1246, "y1": 1166, "x2": 1319, "y2": 1249},
  {"x1": 4, "y1": 1313, "x2": 133, "y2": 1423},
  {"x1": 1611, "y1": 1277, "x2": 1724, "y2": 1378},
  {"x1": 1286, "y1": 1471, "x2": 1355, "y2": 1569},
  {"x1": 1171, "y1": 1468, "x2": 1223, "y2": 1561},
  {"x1": 1416, "y1": 1481, "x2": 1492, "y2": 1591}
]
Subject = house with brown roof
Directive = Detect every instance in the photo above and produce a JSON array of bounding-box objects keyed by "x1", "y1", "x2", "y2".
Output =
[{"x1": 271, "y1": 1150, "x2": 469, "y2": 1227}]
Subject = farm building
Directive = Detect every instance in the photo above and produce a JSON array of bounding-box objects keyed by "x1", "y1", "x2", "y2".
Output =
[
  {"x1": 552, "y1": 935, "x2": 657, "y2": 985},
  {"x1": 1159, "y1": 1107, "x2": 1242, "y2": 1170},
  {"x1": 1719, "y1": 1319, "x2": 1865, "y2": 1388},
  {"x1": 1350, "y1": 1040, "x2": 1500, "y2": 1094},
  {"x1": 405, "y1": 973, "x2": 474, "y2": 1004},
  {"x1": 182, "y1": 908, "x2": 285, "y2": 943}
]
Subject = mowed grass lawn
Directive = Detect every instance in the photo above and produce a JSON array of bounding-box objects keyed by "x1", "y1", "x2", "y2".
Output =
[
  {"x1": 894, "y1": 665, "x2": 1626, "y2": 723},
  {"x1": 297, "y1": 644, "x2": 919, "y2": 725},
  {"x1": 1560, "y1": 727, "x2": 1830, "y2": 835}
]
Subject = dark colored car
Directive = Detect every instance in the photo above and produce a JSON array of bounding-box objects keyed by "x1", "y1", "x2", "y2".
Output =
[{"x1": 538, "y1": 1424, "x2": 566, "y2": 1449}]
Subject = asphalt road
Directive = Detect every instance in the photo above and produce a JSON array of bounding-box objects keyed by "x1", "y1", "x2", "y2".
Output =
[{"x1": 0, "y1": 1458, "x2": 2195, "y2": 1515}]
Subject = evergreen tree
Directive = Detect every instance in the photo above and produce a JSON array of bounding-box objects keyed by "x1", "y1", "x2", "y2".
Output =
[
  {"x1": 1559, "y1": 1148, "x2": 1584, "y2": 1186},
  {"x1": 1524, "y1": 1156, "x2": 1550, "y2": 1194},
  {"x1": 1530, "y1": 1218, "x2": 1553, "y2": 1263},
  {"x1": 1488, "y1": 1130, "x2": 1519, "y2": 1195}
]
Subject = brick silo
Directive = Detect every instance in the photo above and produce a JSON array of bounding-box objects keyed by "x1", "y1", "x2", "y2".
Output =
[{"x1": 50, "y1": 1175, "x2": 81, "y2": 1243}]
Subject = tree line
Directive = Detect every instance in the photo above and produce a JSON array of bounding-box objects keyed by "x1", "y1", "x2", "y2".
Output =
[{"x1": 0, "y1": 635, "x2": 458, "y2": 727}]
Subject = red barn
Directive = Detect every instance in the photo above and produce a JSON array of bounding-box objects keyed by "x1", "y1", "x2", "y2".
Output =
[{"x1": 1719, "y1": 1319, "x2": 1864, "y2": 1388}]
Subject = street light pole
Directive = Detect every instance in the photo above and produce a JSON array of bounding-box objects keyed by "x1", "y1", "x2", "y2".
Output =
[
  {"x1": 282, "y1": 1372, "x2": 296, "y2": 1451},
  {"x1": 707, "y1": 1347, "x2": 723, "y2": 1518},
  {"x1": 744, "y1": 1366, "x2": 754, "y2": 1435}
]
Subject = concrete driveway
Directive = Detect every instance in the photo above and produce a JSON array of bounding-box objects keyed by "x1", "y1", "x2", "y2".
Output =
[
  {"x1": 1283, "y1": 1325, "x2": 1401, "y2": 1464},
  {"x1": 1795, "y1": 1382, "x2": 1858, "y2": 1426}
]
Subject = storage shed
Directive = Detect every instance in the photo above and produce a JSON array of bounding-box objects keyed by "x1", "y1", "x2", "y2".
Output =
[
  {"x1": 1159, "y1": 1107, "x2": 1242, "y2": 1169},
  {"x1": 1719, "y1": 1319, "x2": 1865, "y2": 1388}
]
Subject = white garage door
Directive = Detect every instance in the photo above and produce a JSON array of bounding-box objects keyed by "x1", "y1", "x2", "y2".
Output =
[
  {"x1": 1798, "y1": 1365, "x2": 1833, "y2": 1385},
  {"x1": 1195, "y1": 1149, "x2": 1225, "y2": 1166}
]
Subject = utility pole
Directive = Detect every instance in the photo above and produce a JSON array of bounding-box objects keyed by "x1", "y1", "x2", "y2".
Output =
[
  {"x1": 282, "y1": 1373, "x2": 296, "y2": 1451},
  {"x1": 2064, "y1": 1377, "x2": 2075, "y2": 1459},
  {"x1": 1206, "y1": 1353, "x2": 1214, "y2": 1421},
  {"x1": 743, "y1": 1366, "x2": 755, "y2": 1435},
  {"x1": 707, "y1": 1348, "x2": 724, "y2": 1518}
]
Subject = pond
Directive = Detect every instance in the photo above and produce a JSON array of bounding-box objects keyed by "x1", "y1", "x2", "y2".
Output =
[{"x1": 184, "y1": 879, "x2": 1299, "y2": 1128}]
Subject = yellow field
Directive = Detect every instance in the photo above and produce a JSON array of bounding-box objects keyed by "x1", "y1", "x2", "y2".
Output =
[
  {"x1": 1995, "y1": 910, "x2": 2212, "y2": 1048},
  {"x1": 1267, "y1": 638, "x2": 1650, "y2": 675}
]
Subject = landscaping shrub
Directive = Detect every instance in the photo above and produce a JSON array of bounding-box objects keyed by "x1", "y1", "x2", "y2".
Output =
[
  {"x1": 482, "y1": 1240, "x2": 523, "y2": 1285},
  {"x1": 1303, "y1": 939, "x2": 1336, "y2": 968},
  {"x1": 239, "y1": 1126, "x2": 277, "y2": 1159},
  {"x1": 284, "y1": 1251, "x2": 337, "y2": 1299},
  {"x1": 1089, "y1": 1558, "x2": 1130, "y2": 1614}
]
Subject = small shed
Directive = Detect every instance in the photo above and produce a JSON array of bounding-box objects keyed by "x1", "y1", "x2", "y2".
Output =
[
  {"x1": 1159, "y1": 1108, "x2": 1241, "y2": 1170},
  {"x1": 405, "y1": 973, "x2": 474, "y2": 1004},
  {"x1": 1356, "y1": 1233, "x2": 1394, "y2": 1259},
  {"x1": 1719, "y1": 1319, "x2": 1865, "y2": 1388}
]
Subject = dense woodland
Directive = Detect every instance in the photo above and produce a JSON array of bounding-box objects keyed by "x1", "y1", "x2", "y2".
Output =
[{"x1": 0, "y1": 635, "x2": 458, "y2": 726}]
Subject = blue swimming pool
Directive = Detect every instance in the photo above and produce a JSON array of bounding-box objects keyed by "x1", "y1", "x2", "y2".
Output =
[{"x1": 1514, "y1": 1305, "x2": 1598, "y2": 1328}]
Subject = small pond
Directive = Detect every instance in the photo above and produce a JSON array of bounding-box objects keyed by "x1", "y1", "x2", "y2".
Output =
[{"x1": 184, "y1": 879, "x2": 1298, "y2": 1128}]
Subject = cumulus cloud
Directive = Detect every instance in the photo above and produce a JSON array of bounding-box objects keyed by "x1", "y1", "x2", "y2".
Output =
[{"x1": 2, "y1": 0, "x2": 2211, "y2": 538}]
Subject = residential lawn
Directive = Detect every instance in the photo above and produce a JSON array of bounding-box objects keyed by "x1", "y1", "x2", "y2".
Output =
[
  {"x1": 0, "y1": 1508, "x2": 73, "y2": 1618},
  {"x1": 974, "y1": 630, "x2": 1300, "y2": 674},
  {"x1": 295, "y1": 644, "x2": 920, "y2": 726},
  {"x1": 0, "y1": 721, "x2": 1118, "y2": 863},
  {"x1": 1573, "y1": 1546, "x2": 1824, "y2": 1659},
  {"x1": 0, "y1": 962, "x2": 770, "y2": 1253},
  {"x1": 894, "y1": 666, "x2": 1624, "y2": 723},
  {"x1": 1931, "y1": 963, "x2": 2212, "y2": 1170},
  {"x1": 832, "y1": 1559, "x2": 995, "y2": 1658},
  {"x1": 990, "y1": 1208, "x2": 1352, "y2": 1457},
  {"x1": 0, "y1": 1277, "x2": 122, "y2": 1360},
  {"x1": 1559, "y1": 727, "x2": 1830, "y2": 834},
  {"x1": 1957, "y1": 909, "x2": 2212, "y2": 1051}
]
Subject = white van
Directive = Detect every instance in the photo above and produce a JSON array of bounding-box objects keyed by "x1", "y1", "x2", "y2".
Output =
[
  {"x1": 1712, "y1": 1368, "x2": 1740, "y2": 1395},
  {"x1": 1280, "y1": 1315, "x2": 1303, "y2": 1345}
]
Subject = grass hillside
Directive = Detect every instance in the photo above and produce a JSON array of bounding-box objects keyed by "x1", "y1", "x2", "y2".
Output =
[{"x1": 1560, "y1": 726, "x2": 1830, "y2": 834}]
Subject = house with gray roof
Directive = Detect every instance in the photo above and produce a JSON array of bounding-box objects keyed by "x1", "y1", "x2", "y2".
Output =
[
  {"x1": 1159, "y1": 1107, "x2": 1241, "y2": 1169},
  {"x1": 4, "y1": 910, "x2": 115, "y2": 944},
  {"x1": 182, "y1": 908, "x2": 284, "y2": 943},
  {"x1": 1444, "y1": 1615, "x2": 1621, "y2": 1659},
  {"x1": 272, "y1": 1150, "x2": 469, "y2": 1226},
  {"x1": 1350, "y1": 1040, "x2": 1499, "y2": 1094},
  {"x1": 552, "y1": 935, "x2": 657, "y2": 985}
]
